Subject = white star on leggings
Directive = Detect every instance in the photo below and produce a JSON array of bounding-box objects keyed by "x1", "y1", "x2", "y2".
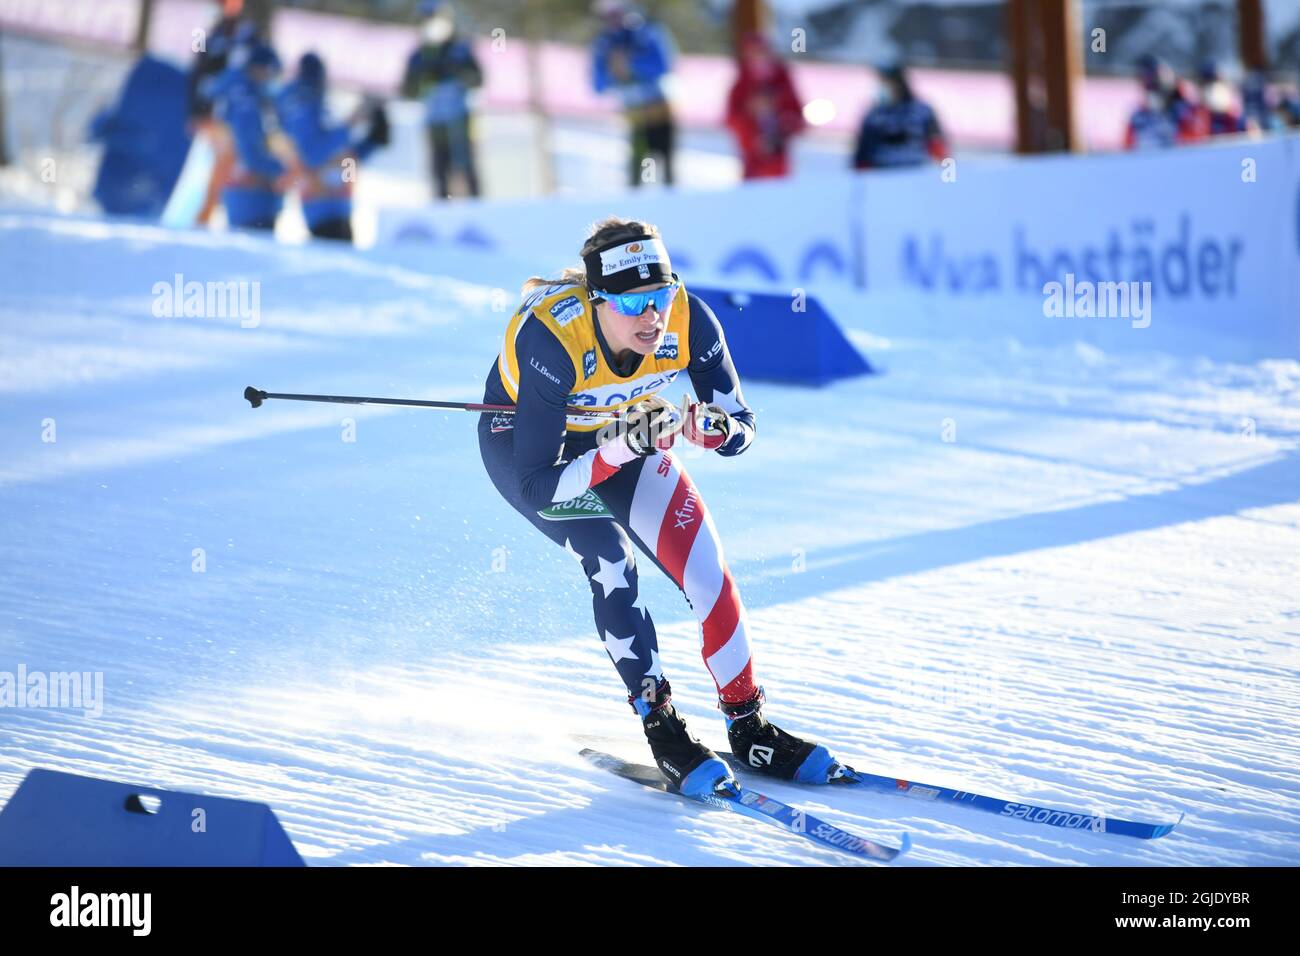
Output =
[
  {"x1": 590, "y1": 554, "x2": 631, "y2": 599},
  {"x1": 630, "y1": 589, "x2": 650, "y2": 620},
  {"x1": 644, "y1": 649, "x2": 664, "y2": 680},
  {"x1": 602, "y1": 630, "x2": 639, "y2": 664}
]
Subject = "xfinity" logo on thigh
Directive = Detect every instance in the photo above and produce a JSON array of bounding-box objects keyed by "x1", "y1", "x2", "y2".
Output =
[{"x1": 673, "y1": 489, "x2": 698, "y2": 530}]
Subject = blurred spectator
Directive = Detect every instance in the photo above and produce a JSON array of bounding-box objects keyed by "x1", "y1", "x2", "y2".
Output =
[
  {"x1": 1125, "y1": 55, "x2": 1200, "y2": 150},
  {"x1": 276, "y1": 53, "x2": 389, "y2": 242},
  {"x1": 209, "y1": 42, "x2": 289, "y2": 231},
  {"x1": 187, "y1": 2, "x2": 260, "y2": 224},
  {"x1": 1280, "y1": 89, "x2": 1300, "y2": 128},
  {"x1": 725, "y1": 32, "x2": 805, "y2": 180},
  {"x1": 188, "y1": 6, "x2": 257, "y2": 123},
  {"x1": 1191, "y1": 61, "x2": 1244, "y2": 137},
  {"x1": 1241, "y1": 71, "x2": 1282, "y2": 134},
  {"x1": 591, "y1": 1, "x2": 676, "y2": 187},
  {"x1": 852, "y1": 62, "x2": 946, "y2": 169},
  {"x1": 402, "y1": 1, "x2": 482, "y2": 200}
]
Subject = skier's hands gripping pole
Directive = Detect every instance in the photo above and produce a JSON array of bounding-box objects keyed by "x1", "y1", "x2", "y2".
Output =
[
  {"x1": 681, "y1": 400, "x2": 733, "y2": 451},
  {"x1": 597, "y1": 394, "x2": 686, "y2": 467}
]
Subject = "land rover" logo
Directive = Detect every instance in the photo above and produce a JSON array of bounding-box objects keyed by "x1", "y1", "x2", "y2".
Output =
[{"x1": 538, "y1": 489, "x2": 612, "y2": 521}]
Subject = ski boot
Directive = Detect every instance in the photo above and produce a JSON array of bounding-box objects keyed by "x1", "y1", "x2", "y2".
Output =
[
  {"x1": 721, "y1": 687, "x2": 844, "y2": 784},
  {"x1": 634, "y1": 680, "x2": 735, "y2": 797}
]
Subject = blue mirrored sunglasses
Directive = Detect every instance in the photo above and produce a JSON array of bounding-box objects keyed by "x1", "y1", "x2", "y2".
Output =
[{"x1": 592, "y1": 278, "x2": 680, "y2": 317}]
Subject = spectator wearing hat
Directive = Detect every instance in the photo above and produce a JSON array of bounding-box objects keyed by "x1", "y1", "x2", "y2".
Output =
[
  {"x1": 209, "y1": 42, "x2": 291, "y2": 231},
  {"x1": 1191, "y1": 60, "x2": 1244, "y2": 138},
  {"x1": 1241, "y1": 71, "x2": 1283, "y2": 134},
  {"x1": 591, "y1": 1, "x2": 677, "y2": 187},
  {"x1": 852, "y1": 62, "x2": 946, "y2": 169},
  {"x1": 725, "y1": 32, "x2": 805, "y2": 180},
  {"x1": 186, "y1": 5, "x2": 259, "y2": 224},
  {"x1": 276, "y1": 52, "x2": 389, "y2": 242},
  {"x1": 1125, "y1": 55, "x2": 1201, "y2": 150},
  {"x1": 402, "y1": 0, "x2": 483, "y2": 199}
]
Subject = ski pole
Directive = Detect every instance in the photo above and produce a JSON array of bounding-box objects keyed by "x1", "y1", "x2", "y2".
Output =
[{"x1": 243, "y1": 386, "x2": 620, "y2": 418}]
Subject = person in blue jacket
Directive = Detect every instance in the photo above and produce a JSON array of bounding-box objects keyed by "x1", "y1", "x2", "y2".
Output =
[
  {"x1": 209, "y1": 43, "x2": 288, "y2": 231},
  {"x1": 402, "y1": 1, "x2": 483, "y2": 199},
  {"x1": 1124, "y1": 55, "x2": 1200, "y2": 150},
  {"x1": 187, "y1": 12, "x2": 257, "y2": 123},
  {"x1": 1241, "y1": 71, "x2": 1282, "y2": 134},
  {"x1": 853, "y1": 62, "x2": 946, "y2": 170},
  {"x1": 275, "y1": 52, "x2": 389, "y2": 242},
  {"x1": 591, "y1": 1, "x2": 676, "y2": 188},
  {"x1": 1281, "y1": 91, "x2": 1300, "y2": 129}
]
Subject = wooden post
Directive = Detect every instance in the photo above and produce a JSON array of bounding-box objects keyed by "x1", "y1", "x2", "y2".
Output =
[
  {"x1": 1006, "y1": 0, "x2": 1082, "y2": 153},
  {"x1": 0, "y1": 37, "x2": 8, "y2": 166},
  {"x1": 732, "y1": 0, "x2": 766, "y2": 52},
  {"x1": 1041, "y1": 0, "x2": 1081, "y2": 152},
  {"x1": 1008, "y1": 0, "x2": 1035, "y2": 154},
  {"x1": 133, "y1": 0, "x2": 155, "y2": 53},
  {"x1": 1238, "y1": 0, "x2": 1267, "y2": 71}
]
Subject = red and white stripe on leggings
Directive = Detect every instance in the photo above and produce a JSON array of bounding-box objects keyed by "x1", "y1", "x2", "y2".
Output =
[{"x1": 627, "y1": 451, "x2": 756, "y2": 703}]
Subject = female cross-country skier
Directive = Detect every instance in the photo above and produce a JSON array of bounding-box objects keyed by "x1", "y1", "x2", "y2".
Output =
[{"x1": 478, "y1": 216, "x2": 846, "y2": 796}]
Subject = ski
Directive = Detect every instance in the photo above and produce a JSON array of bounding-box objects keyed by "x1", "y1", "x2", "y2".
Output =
[
  {"x1": 721, "y1": 754, "x2": 1182, "y2": 840},
  {"x1": 581, "y1": 749, "x2": 910, "y2": 862}
]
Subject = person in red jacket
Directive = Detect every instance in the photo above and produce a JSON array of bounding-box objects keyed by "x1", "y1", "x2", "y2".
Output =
[{"x1": 725, "y1": 32, "x2": 805, "y2": 180}]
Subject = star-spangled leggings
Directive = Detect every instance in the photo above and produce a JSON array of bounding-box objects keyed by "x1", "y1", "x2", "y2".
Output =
[{"x1": 479, "y1": 420, "x2": 757, "y2": 705}]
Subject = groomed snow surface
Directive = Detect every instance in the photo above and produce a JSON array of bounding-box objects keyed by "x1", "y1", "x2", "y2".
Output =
[{"x1": 1, "y1": 210, "x2": 1297, "y2": 866}]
